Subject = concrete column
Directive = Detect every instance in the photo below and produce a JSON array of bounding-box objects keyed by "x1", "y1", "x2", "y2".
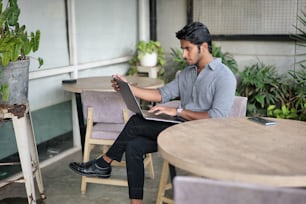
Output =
[{"x1": 138, "y1": 0, "x2": 150, "y2": 42}]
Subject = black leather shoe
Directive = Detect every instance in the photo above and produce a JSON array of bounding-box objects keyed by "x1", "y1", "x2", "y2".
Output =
[
  {"x1": 70, "y1": 159, "x2": 97, "y2": 169},
  {"x1": 69, "y1": 160, "x2": 111, "y2": 178}
]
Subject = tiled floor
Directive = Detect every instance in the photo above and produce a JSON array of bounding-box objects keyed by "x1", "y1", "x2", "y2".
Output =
[{"x1": 0, "y1": 148, "x2": 170, "y2": 204}]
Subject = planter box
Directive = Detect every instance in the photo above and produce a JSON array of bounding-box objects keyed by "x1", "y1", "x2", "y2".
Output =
[
  {"x1": 140, "y1": 52, "x2": 158, "y2": 67},
  {"x1": 0, "y1": 60, "x2": 30, "y2": 105}
]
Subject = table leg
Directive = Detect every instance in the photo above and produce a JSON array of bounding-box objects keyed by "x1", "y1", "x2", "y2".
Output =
[
  {"x1": 12, "y1": 115, "x2": 37, "y2": 204},
  {"x1": 75, "y1": 93, "x2": 85, "y2": 153},
  {"x1": 71, "y1": 95, "x2": 81, "y2": 147},
  {"x1": 156, "y1": 160, "x2": 177, "y2": 204},
  {"x1": 26, "y1": 113, "x2": 46, "y2": 200},
  {"x1": 169, "y1": 164, "x2": 177, "y2": 183},
  {"x1": 156, "y1": 160, "x2": 173, "y2": 204}
]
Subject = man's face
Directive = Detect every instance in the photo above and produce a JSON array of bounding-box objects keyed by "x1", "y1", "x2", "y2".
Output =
[{"x1": 180, "y1": 40, "x2": 203, "y2": 66}]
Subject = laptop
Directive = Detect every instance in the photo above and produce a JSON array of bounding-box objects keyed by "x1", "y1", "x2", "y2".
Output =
[{"x1": 114, "y1": 78, "x2": 186, "y2": 124}]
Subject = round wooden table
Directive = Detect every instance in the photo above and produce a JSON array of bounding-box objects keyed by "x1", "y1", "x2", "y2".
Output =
[
  {"x1": 158, "y1": 117, "x2": 306, "y2": 187},
  {"x1": 62, "y1": 76, "x2": 164, "y2": 93}
]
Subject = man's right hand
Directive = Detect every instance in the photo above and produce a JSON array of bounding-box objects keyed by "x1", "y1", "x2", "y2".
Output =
[{"x1": 111, "y1": 74, "x2": 127, "y2": 91}]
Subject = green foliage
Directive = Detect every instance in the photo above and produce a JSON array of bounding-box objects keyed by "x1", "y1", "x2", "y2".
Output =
[
  {"x1": 136, "y1": 40, "x2": 166, "y2": 66},
  {"x1": 259, "y1": 8, "x2": 306, "y2": 121},
  {"x1": 212, "y1": 43, "x2": 239, "y2": 75},
  {"x1": 0, "y1": 0, "x2": 43, "y2": 102},
  {"x1": 236, "y1": 60, "x2": 306, "y2": 121},
  {"x1": 127, "y1": 56, "x2": 138, "y2": 76},
  {"x1": 236, "y1": 62, "x2": 281, "y2": 116},
  {"x1": 0, "y1": 80, "x2": 8, "y2": 101},
  {"x1": 288, "y1": 9, "x2": 306, "y2": 120},
  {"x1": 267, "y1": 104, "x2": 298, "y2": 120},
  {"x1": 0, "y1": 0, "x2": 43, "y2": 67},
  {"x1": 128, "y1": 40, "x2": 166, "y2": 79},
  {"x1": 288, "y1": 67, "x2": 306, "y2": 109},
  {"x1": 273, "y1": 70, "x2": 305, "y2": 121},
  {"x1": 274, "y1": 8, "x2": 306, "y2": 121},
  {"x1": 170, "y1": 48, "x2": 187, "y2": 71}
]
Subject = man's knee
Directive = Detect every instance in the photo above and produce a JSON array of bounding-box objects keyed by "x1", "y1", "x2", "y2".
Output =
[
  {"x1": 126, "y1": 138, "x2": 157, "y2": 158},
  {"x1": 126, "y1": 140, "x2": 144, "y2": 159},
  {"x1": 127, "y1": 114, "x2": 142, "y2": 125}
]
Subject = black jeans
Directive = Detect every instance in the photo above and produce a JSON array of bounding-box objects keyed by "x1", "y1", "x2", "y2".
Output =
[{"x1": 106, "y1": 114, "x2": 175, "y2": 199}]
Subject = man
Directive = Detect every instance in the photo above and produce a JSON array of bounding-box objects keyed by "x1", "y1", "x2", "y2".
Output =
[{"x1": 69, "y1": 21, "x2": 237, "y2": 204}]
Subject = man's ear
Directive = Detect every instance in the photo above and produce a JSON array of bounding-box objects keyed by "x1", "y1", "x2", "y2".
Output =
[{"x1": 201, "y1": 42, "x2": 208, "y2": 52}]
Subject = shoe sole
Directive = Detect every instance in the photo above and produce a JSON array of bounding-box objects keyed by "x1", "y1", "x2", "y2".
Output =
[{"x1": 69, "y1": 164, "x2": 111, "y2": 179}]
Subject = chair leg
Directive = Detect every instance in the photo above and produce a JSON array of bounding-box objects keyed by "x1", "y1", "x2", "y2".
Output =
[
  {"x1": 81, "y1": 142, "x2": 94, "y2": 194},
  {"x1": 102, "y1": 145, "x2": 108, "y2": 154},
  {"x1": 144, "y1": 153, "x2": 155, "y2": 179},
  {"x1": 156, "y1": 160, "x2": 173, "y2": 204},
  {"x1": 81, "y1": 176, "x2": 87, "y2": 194}
]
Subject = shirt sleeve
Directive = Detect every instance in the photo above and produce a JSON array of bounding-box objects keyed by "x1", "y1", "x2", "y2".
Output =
[
  {"x1": 208, "y1": 73, "x2": 237, "y2": 118},
  {"x1": 159, "y1": 78, "x2": 180, "y2": 103}
]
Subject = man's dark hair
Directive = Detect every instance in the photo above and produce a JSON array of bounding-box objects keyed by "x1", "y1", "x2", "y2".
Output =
[{"x1": 176, "y1": 22, "x2": 212, "y2": 53}]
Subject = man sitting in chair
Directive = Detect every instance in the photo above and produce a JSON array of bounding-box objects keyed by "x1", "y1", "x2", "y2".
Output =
[{"x1": 69, "y1": 21, "x2": 237, "y2": 204}]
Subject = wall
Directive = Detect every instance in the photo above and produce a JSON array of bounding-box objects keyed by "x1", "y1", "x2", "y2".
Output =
[
  {"x1": 156, "y1": 0, "x2": 187, "y2": 53},
  {"x1": 215, "y1": 41, "x2": 296, "y2": 74},
  {"x1": 25, "y1": 0, "x2": 138, "y2": 111},
  {"x1": 0, "y1": 102, "x2": 72, "y2": 159},
  {"x1": 0, "y1": 0, "x2": 139, "y2": 160},
  {"x1": 157, "y1": 0, "x2": 305, "y2": 75}
]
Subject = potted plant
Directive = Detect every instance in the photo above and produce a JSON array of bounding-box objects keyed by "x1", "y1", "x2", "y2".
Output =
[
  {"x1": 137, "y1": 40, "x2": 165, "y2": 66},
  {"x1": 0, "y1": 0, "x2": 43, "y2": 105},
  {"x1": 128, "y1": 40, "x2": 166, "y2": 77}
]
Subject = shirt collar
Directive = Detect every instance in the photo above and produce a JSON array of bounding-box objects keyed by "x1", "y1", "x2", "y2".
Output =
[
  {"x1": 188, "y1": 58, "x2": 222, "y2": 72},
  {"x1": 207, "y1": 58, "x2": 222, "y2": 71}
]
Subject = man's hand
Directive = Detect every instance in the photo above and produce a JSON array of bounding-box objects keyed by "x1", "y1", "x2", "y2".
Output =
[
  {"x1": 111, "y1": 74, "x2": 127, "y2": 91},
  {"x1": 148, "y1": 105, "x2": 177, "y2": 116}
]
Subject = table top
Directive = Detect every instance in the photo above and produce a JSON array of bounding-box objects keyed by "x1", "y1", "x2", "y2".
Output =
[
  {"x1": 158, "y1": 117, "x2": 306, "y2": 187},
  {"x1": 62, "y1": 76, "x2": 164, "y2": 93}
]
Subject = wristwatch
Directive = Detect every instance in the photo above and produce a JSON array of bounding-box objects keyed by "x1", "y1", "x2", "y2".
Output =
[{"x1": 176, "y1": 107, "x2": 183, "y2": 117}]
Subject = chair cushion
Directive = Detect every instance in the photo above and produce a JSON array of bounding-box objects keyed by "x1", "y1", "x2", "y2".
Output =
[
  {"x1": 92, "y1": 123, "x2": 125, "y2": 140},
  {"x1": 81, "y1": 91, "x2": 128, "y2": 123}
]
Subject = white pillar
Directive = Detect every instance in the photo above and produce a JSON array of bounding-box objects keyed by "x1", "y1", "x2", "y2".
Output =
[
  {"x1": 138, "y1": 0, "x2": 150, "y2": 42},
  {"x1": 67, "y1": 0, "x2": 78, "y2": 79},
  {"x1": 67, "y1": 0, "x2": 81, "y2": 147}
]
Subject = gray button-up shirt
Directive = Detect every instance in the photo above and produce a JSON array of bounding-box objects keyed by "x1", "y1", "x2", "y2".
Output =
[{"x1": 159, "y1": 58, "x2": 237, "y2": 118}]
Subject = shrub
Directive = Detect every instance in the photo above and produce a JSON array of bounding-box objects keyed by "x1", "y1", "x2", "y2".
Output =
[{"x1": 237, "y1": 62, "x2": 281, "y2": 116}]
